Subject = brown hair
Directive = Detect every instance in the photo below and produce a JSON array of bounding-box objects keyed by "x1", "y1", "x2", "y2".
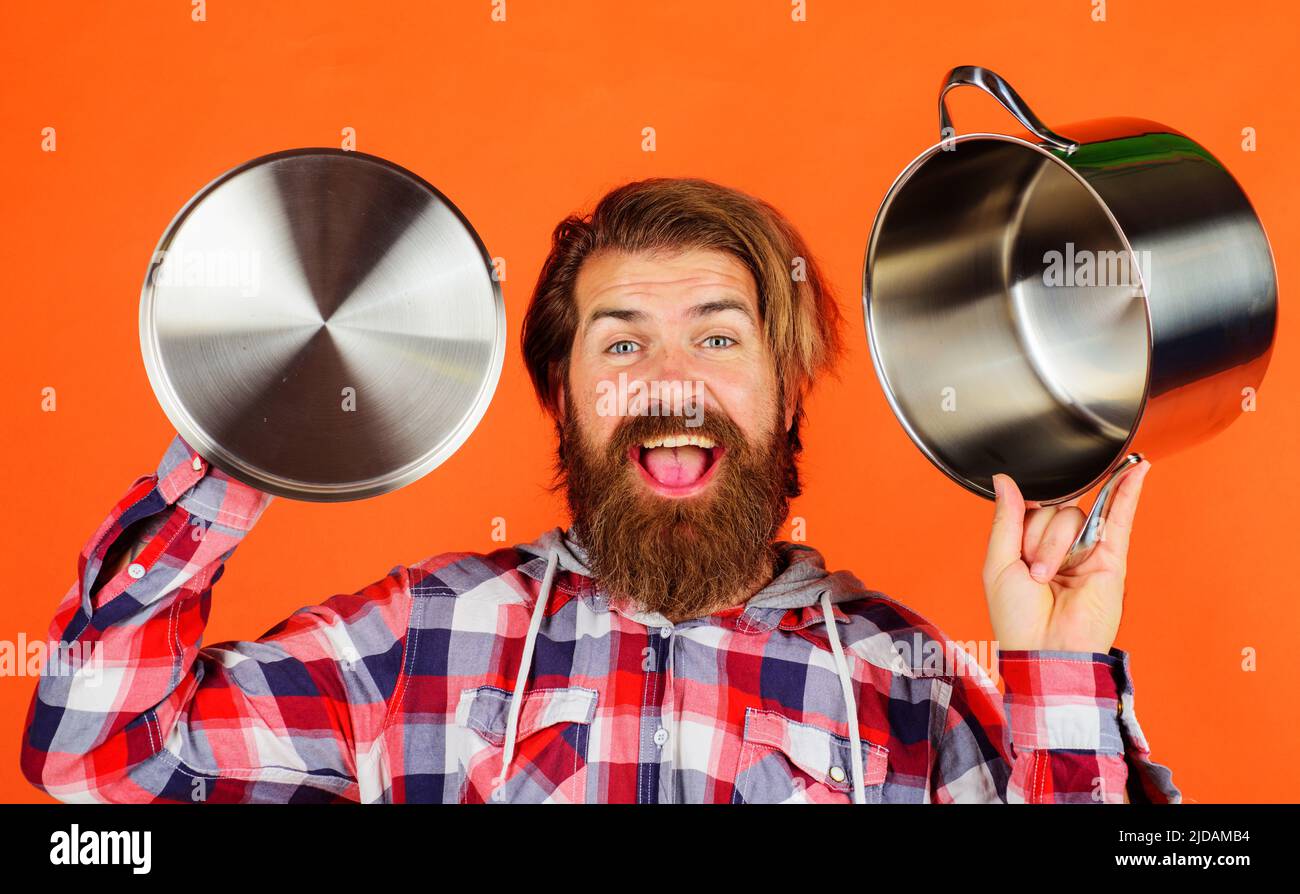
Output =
[{"x1": 521, "y1": 177, "x2": 845, "y2": 485}]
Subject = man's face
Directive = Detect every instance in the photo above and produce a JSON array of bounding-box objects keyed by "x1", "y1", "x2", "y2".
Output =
[{"x1": 558, "y1": 247, "x2": 797, "y2": 621}]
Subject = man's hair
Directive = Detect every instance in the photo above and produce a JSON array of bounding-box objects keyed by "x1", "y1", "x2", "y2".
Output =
[{"x1": 520, "y1": 177, "x2": 846, "y2": 476}]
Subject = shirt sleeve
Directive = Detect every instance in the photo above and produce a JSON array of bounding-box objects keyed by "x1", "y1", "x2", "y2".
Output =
[
  {"x1": 19, "y1": 433, "x2": 414, "y2": 804},
  {"x1": 930, "y1": 647, "x2": 1182, "y2": 803}
]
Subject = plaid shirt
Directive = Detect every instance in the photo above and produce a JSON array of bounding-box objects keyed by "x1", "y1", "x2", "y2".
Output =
[{"x1": 21, "y1": 434, "x2": 1181, "y2": 804}]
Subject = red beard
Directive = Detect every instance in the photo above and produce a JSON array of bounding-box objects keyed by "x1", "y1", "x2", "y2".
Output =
[{"x1": 557, "y1": 393, "x2": 795, "y2": 621}]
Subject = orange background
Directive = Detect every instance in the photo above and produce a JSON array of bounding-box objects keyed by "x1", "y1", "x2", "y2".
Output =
[{"x1": 1, "y1": 0, "x2": 1296, "y2": 803}]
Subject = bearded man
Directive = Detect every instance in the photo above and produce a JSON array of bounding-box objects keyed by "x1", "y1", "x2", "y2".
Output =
[{"x1": 21, "y1": 178, "x2": 1179, "y2": 804}]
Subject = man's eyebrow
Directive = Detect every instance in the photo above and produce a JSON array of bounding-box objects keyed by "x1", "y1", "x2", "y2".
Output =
[
  {"x1": 584, "y1": 298, "x2": 756, "y2": 328},
  {"x1": 586, "y1": 307, "x2": 646, "y2": 325},
  {"x1": 687, "y1": 299, "x2": 754, "y2": 322}
]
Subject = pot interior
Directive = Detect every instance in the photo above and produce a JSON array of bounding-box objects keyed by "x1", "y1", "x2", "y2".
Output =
[{"x1": 866, "y1": 137, "x2": 1150, "y2": 503}]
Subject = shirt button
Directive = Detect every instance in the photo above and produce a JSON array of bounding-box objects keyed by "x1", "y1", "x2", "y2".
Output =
[
  {"x1": 829, "y1": 765, "x2": 847, "y2": 784},
  {"x1": 127, "y1": 563, "x2": 146, "y2": 580},
  {"x1": 653, "y1": 727, "x2": 669, "y2": 747},
  {"x1": 660, "y1": 627, "x2": 671, "y2": 638},
  {"x1": 192, "y1": 455, "x2": 203, "y2": 471}
]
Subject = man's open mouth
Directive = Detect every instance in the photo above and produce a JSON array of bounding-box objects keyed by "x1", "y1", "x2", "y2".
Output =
[{"x1": 627, "y1": 434, "x2": 727, "y2": 498}]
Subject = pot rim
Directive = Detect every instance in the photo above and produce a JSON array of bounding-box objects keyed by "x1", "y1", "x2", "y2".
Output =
[
  {"x1": 139, "y1": 147, "x2": 508, "y2": 501},
  {"x1": 861, "y1": 131, "x2": 1155, "y2": 506}
]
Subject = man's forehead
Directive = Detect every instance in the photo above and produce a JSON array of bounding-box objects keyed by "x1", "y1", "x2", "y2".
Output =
[{"x1": 576, "y1": 248, "x2": 758, "y2": 313}]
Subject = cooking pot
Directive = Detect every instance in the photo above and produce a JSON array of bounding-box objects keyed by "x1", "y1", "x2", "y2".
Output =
[
  {"x1": 140, "y1": 148, "x2": 505, "y2": 501},
  {"x1": 864, "y1": 66, "x2": 1277, "y2": 568}
]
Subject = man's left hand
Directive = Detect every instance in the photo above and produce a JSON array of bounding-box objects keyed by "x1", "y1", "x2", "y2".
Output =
[{"x1": 982, "y1": 461, "x2": 1151, "y2": 653}]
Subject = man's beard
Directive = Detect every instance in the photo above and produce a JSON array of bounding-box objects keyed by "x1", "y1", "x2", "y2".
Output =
[{"x1": 557, "y1": 391, "x2": 795, "y2": 621}]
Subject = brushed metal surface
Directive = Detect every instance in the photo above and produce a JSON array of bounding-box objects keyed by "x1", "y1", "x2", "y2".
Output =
[
  {"x1": 865, "y1": 67, "x2": 1277, "y2": 567},
  {"x1": 866, "y1": 137, "x2": 1151, "y2": 505},
  {"x1": 140, "y1": 148, "x2": 505, "y2": 501}
]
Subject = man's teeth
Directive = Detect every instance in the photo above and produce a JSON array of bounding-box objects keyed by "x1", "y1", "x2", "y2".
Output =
[{"x1": 640, "y1": 434, "x2": 717, "y2": 450}]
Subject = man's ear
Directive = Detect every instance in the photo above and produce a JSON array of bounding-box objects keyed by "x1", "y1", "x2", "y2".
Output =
[
  {"x1": 782, "y1": 385, "x2": 798, "y2": 432},
  {"x1": 556, "y1": 383, "x2": 566, "y2": 422}
]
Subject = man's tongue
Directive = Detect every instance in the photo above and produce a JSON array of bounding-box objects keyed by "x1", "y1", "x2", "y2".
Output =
[{"x1": 642, "y1": 445, "x2": 708, "y2": 487}]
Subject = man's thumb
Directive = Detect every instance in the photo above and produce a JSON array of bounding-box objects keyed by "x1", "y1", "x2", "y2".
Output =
[{"x1": 984, "y1": 473, "x2": 1025, "y2": 586}]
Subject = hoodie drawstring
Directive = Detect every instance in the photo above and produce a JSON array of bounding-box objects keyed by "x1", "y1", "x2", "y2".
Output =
[
  {"x1": 495, "y1": 548, "x2": 863, "y2": 802},
  {"x1": 496, "y1": 548, "x2": 559, "y2": 789},
  {"x1": 821, "y1": 590, "x2": 866, "y2": 804}
]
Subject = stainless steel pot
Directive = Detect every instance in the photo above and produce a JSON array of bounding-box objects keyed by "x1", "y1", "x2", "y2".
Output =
[
  {"x1": 864, "y1": 66, "x2": 1277, "y2": 567},
  {"x1": 140, "y1": 148, "x2": 505, "y2": 501}
]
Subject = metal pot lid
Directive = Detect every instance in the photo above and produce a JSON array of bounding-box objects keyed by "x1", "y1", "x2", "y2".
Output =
[{"x1": 139, "y1": 148, "x2": 505, "y2": 501}]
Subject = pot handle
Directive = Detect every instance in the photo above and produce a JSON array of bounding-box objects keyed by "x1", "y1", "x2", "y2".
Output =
[
  {"x1": 1059, "y1": 453, "x2": 1145, "y2": 571},
  {"x1": 938, "y1": 65, "x2": 1080, "y2": 155}
]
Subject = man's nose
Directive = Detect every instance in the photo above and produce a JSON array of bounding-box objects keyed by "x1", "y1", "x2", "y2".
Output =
[{"x1": 640, "y1": 344, "x2": 709, "y2": 419}]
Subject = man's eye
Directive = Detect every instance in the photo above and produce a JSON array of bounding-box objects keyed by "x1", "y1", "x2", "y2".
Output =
[
  {"x1": 607, "y1": 340, "x2": 639, "y2": 355},
  {"x1": 702, "y1": 335, "x2": 736, "y2": 348}
]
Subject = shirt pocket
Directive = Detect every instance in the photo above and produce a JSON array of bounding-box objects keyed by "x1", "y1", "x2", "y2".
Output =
[
  {"x1": 733, "y1": 707, "x2": 889, "y2": 804},
  {"x1": 453, "y1": 685, "x2": 598, "y2": 804}
]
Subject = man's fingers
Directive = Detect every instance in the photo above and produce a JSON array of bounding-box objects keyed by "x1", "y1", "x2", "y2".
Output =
[
  {"x1": 1028, "y1": 505, "x2": 1087, "y2": 582},
  {"x1": 1023, "y1": 493, "x2": 1083, "y2": 560},
  {"x1": 991, "y1": 464, "x2": 1148, "y2": 583},
  {"x1": 1023, "y1": 505, "x2": 1057, "y2": 560},
  {"x1": 985, "y1": 473, "x2": 1026, "y2": 586}
]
